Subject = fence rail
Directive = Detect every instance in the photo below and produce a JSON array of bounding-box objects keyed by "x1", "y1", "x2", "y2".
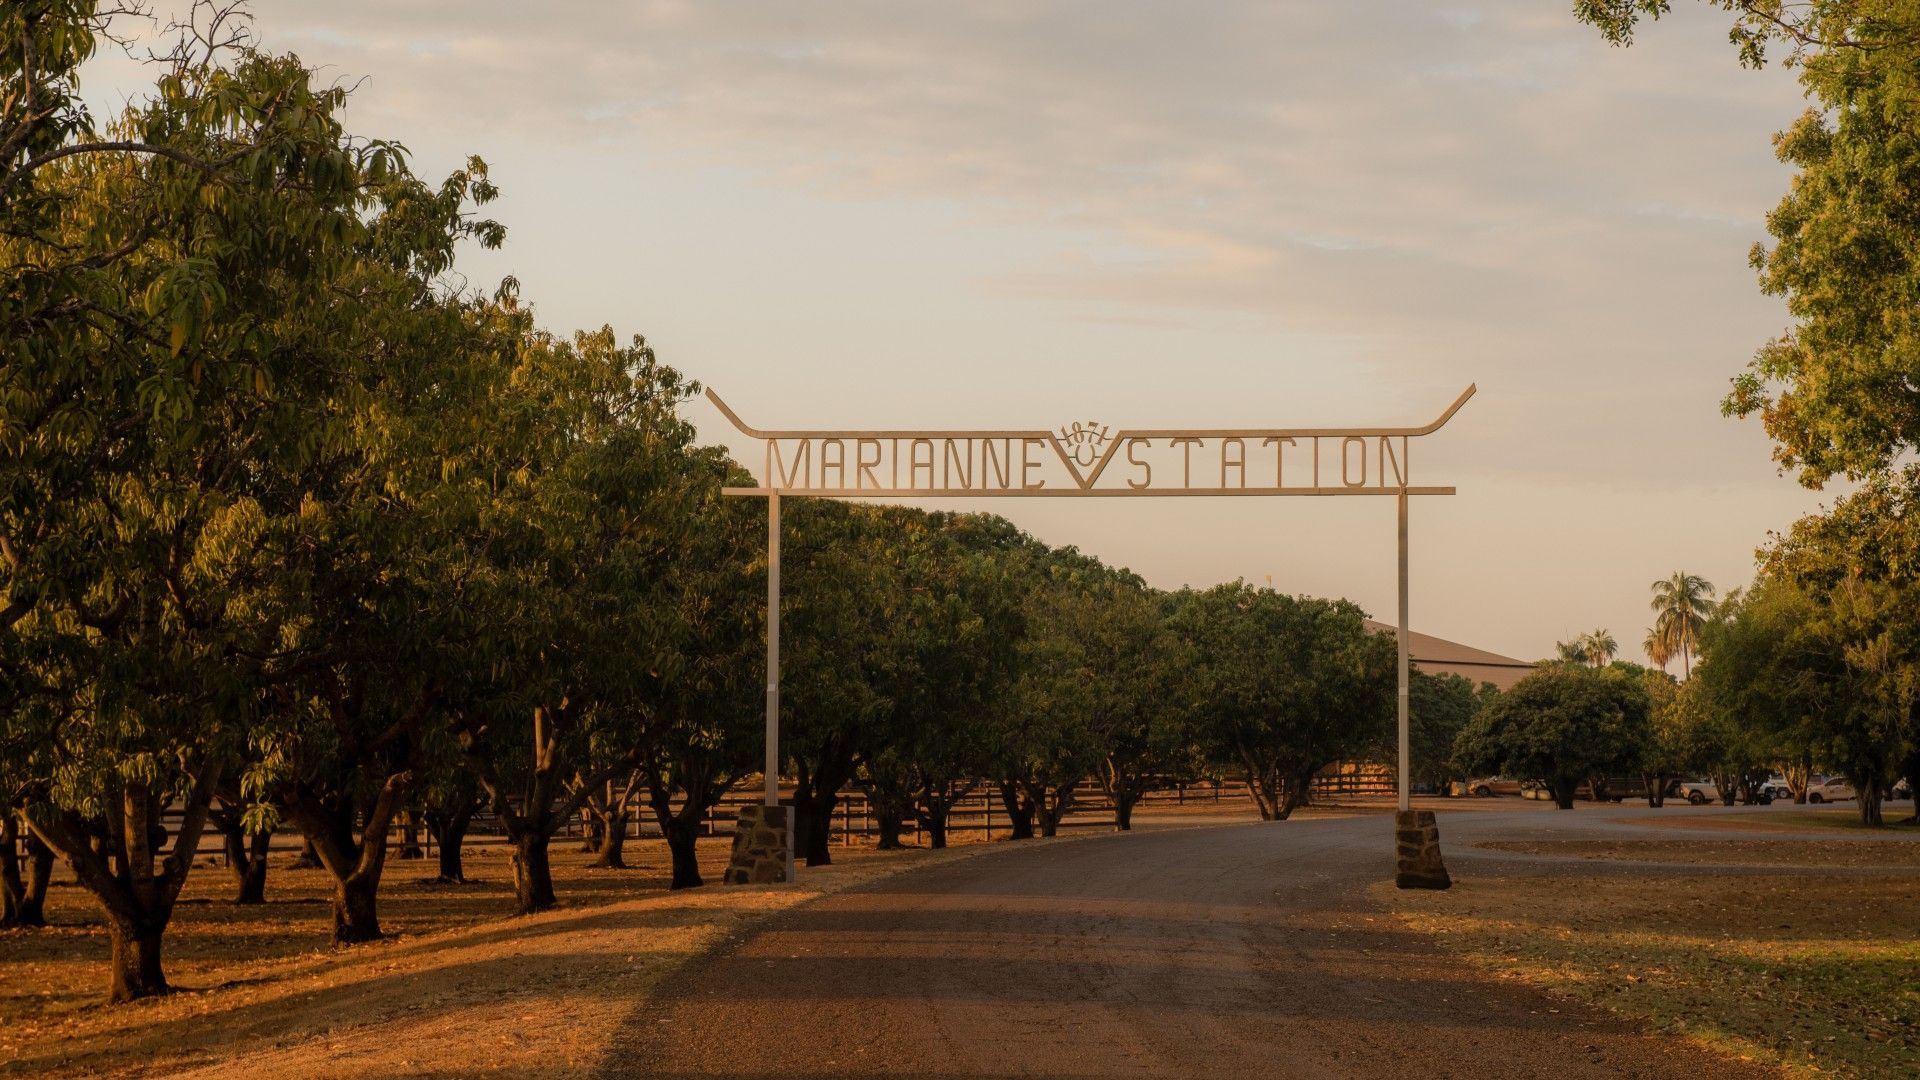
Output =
[{"x1": 152, "y1": 765, "x2": 1400, "y2": 857}]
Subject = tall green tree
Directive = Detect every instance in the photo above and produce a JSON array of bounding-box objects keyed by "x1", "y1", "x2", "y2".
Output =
[
  {"x1": 638, "y1": 455, "x2": 767, "y2": 889},
  {"x1": 452, "y1": 327, "x2": 705, "y2": 913},
  {"x1": 1694, "y1": 580, "x2": 1829, "y2": 803},
  {"x1": 1407, "y1": 670, "x2": 1476, "y2": 795},
  {"x1": 779, "y1": 500, "x2": 897, "y2": 865},
  {"x1": 1453, "y1": 665, "x2": 1652, "y2": 809},
  {"x1": 1001, "y1": 544, "x2": 1136, "y2": 836},
  {"x1": 1, "y1": 5, "x2": 503, "y2": 997},
  {"x1": 1170, "y1": 583, "x2": 1394, "y2": 821},
  {"x1": 1580, "y1": 3, "x2": 1920, "y2": 484}
]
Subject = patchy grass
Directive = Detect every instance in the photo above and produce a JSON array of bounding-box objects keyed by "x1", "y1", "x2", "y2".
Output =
[
  {"x1": 1475, "y1": 838, "x2": 1920, "y2": 868},
  {"x1": 1381, "y1": 867, "x2": 1920, "y2": 1079},
  {"x1": 1633, "y1": 809, "x2": 1920, "y2": 835},
  {"x1": 1764, "y1": 811, "x2": 1920, "y2": 833}
]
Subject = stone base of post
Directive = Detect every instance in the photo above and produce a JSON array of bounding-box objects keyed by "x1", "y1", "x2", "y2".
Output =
[
  {"x1": 725, "y1": 804, "x2": 794, "y2": 885},
  {"x1": 1394, "y1": 809, "x2": 1451, "y2": 890}
]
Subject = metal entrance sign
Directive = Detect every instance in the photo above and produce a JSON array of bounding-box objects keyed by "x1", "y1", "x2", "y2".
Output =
[
  {"x1": 711, "y1": 384, "x2": 1475, "y2": 875},
  {"x1": 709, "y1": 387, "x2": 1472, "y2": 498}
]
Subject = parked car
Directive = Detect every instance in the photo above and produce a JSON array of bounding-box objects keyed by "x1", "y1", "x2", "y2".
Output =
[
  {"x1": 1894, "y1": 778, "x2": 1912, "y2": 800},
  {"x1": 1672, "y1": 779, "x2": 1719, "y2": 805},
  {"x1": 1807, "y1": 777, "x2": 1856, "y2": 803},
  {"x1": 1466, "y1": 776, "x2": 1522, "y2": 797},
  {"x1": 1759, "y1": 776, "x2": 1794, "y2": 802}
]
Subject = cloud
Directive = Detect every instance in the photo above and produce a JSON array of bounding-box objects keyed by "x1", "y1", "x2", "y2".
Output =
[
  {"x1": 235, "y1": 3, "x2": 1802, "y2": 362},
  {"x1": 79, "y1": 1, "x2": 1828, "y2": 657}
]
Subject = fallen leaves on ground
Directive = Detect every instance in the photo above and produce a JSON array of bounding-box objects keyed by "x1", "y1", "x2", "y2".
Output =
[{"x1": 1382, "y1": 865, "x2": 1920, "y2": 1080}]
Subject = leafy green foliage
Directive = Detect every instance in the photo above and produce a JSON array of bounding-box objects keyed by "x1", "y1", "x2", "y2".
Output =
[
  {"x1": 1577, "y1": 2, "x2": 1920, "y2": 483},
  {"x1": 1452, "y1": 665, "x2": 1652, "y2": 808},
  {"x1": 1576, "y1": 0, "x2": 1920, "y2": 825},
  {"x1": 1169, "y1": 582, "x2": 1395, "y2": 821},
  {"x1": 1407, "y1": 670, "x2": 1476, "y2": 792}
]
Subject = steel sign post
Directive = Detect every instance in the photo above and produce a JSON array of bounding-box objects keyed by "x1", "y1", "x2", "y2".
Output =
[
  {"x1": 766, "y1": 490, "x2": 781, "y2": 809},
  {"x1": 712, "y1": 385, "x2": 1475, "y2": 883},
  {"x1": 1398, "y1": 490, "x2": 1411, "y2": 814}
]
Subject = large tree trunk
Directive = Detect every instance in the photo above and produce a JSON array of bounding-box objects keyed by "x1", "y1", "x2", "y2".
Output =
[
  {"x1": 1901, "y1": 747, "x2": 1920, "y2": 824},
  {"x1": 795, "y1": 794, "x2": 836, "y2": 864},
  {"x1": 1857, "y1": 766, "x2": 1886, "y2": 827},
  {"x1": 1786, "y1": 755, "x2": 1812, "y2": 804},
  {"x1": 425, "y1": 791, "x2": 478, "y2": 884},
  {"x1": 1028, "y1": 780, "x2": 1076, "y2": 837},
  {"x1": 1552, "y1": 776, "x2": 1578, "y2": 810},
  {"x1": 1, "y1": 814, "x2": 24, "y2": 928},
  {"x1": 997, "y1": 781, "x2": 1035, "y2": 840},
  {"x1": 511, "y1": 830, "x2": 557, "y2": 913},
  {"x1": 464, "y1": 704, "x2": 638, "y2": 914},
  {"x1": 578, "y1": 807, "x2": 606, "y2": 855},
  {"x1": 215, "y1": 806, "x2": 270, "y2": 905},
  {"x1": 1643, "y1": 772, "x2": 1667, "y2": 808},
  {"x1": 664, "y1": 816, "x2": 703, "y2": 890},
  {"x1": 1274, "y1": 765, "x2": 1320, "y2": 822},
  {"x1": 911, "y1": 779, "x2": 972, "y2": 852},
  {"x1": 21, "y1": 834, "x2": 52, "y2": 925},
  {"x1": 1709, "y1": 768, "x2": 1739, "y2": 807},
  {"x1": 791, "y1": 757, "x2": 853, "y2": 867},
  {"x1": 332, "y1": 875, "x2": 382, "y2": 944},
  {"x1": 107, "y1": 914, "x2": 169, "y2": 1002},
  {"x1": 226, "y1": 828, "x2": 269, "y2": 905},
  {"x1": 647, "y1": 771, "x2": 739, "y2": 892},
  {"x1": 291, "y1": 837, "x2": 322, "y2": 869},
  {"x1": 875, "y1": 809, "x2": 905, "y2": 849},
  {"x1": 28, "y1": 765, "x2": 223, "y2": 1003},
  {"x1": 1240, "y1": 751, "x2": 1284, "y2": 821},
  {"x1": 1097, "y1": 761, "x2": 1144, "y2": 832},
  {"x1": 916, "y1": 807, "x2": 949, "y2": 849},
  {"x1": 398, "y1": 812, "x2": 425, "y2": 860},
  {"x1": 862, "y1": 778, "x2": 913, "y2": 851},
  {"x1": 595, "y1": 810, "x2": 630, "y2": 869},
  {"x1": 283, "y1": 770, "x2": 411, "y2": 945}
]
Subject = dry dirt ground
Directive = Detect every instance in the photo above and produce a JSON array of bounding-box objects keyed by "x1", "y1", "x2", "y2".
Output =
[
  {"x1": 612, "y1": 803, "x2": 1780, "y2": 1080},
  {"x1": 0, "y1": 834, "x2": 1030, "y2": 1079},
  {"x1": 1387, "y1": 810, "x2": 1920, "y2": 1079},
  {"x1": 1, "y1": 799, "x2": 1297, "y2": 1079},
  {"x1": 13, "y1": 799, "x2": 1900, "y2": 1079}
]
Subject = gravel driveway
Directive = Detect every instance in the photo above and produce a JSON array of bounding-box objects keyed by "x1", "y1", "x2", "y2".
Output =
[{"x1": 605, "y1": 807, "x2": 1790, "y2": 1079}]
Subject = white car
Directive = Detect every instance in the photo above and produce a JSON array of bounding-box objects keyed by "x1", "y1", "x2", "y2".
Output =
[
  {"x1": 1807, "y1": 777, "x2": 1856, "y2": 804},
  {"x1": 1673, "y1": 780, "x2": 1719, "y2": 805}
]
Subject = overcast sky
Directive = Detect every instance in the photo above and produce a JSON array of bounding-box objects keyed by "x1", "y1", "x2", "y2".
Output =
[{"x1": 94, "y1": 2, "x2": 1834, "y2": 664}]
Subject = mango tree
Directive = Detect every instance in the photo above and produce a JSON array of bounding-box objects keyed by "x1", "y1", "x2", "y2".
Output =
[
  {"x1": 780, "y1": 500, "x2": 897, "y2": 865},
  {"x1": 1171, "y1": 584, "x2": 1395, "y2": 819},
  {"x1": 1, "y1": 6, "x2": 499, "y2": 998},
  {"x1": 454, "y1": 327, "x2": 700, "y2": 913},
  {"x1": 639, "y1": 452, "x2": 764, "y2": 887},
  {"x1": 1453, "y1": 665, "x2": 1652, "y2": 809}
]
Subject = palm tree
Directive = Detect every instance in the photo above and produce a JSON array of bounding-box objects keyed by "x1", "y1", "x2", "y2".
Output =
[
  {"x1": 1556, "y1": 639, "x2": 1586, "y2": 664},
  {"x1": 1649, "y1": 572, "x2": 1715, "y2": 678},
  {"x1": 1581, "y1": 628, "x2": 1617, "y2": 668},
  {"x1": 1643, "y1": 627, "x2": 1674, "y2": 670}
]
